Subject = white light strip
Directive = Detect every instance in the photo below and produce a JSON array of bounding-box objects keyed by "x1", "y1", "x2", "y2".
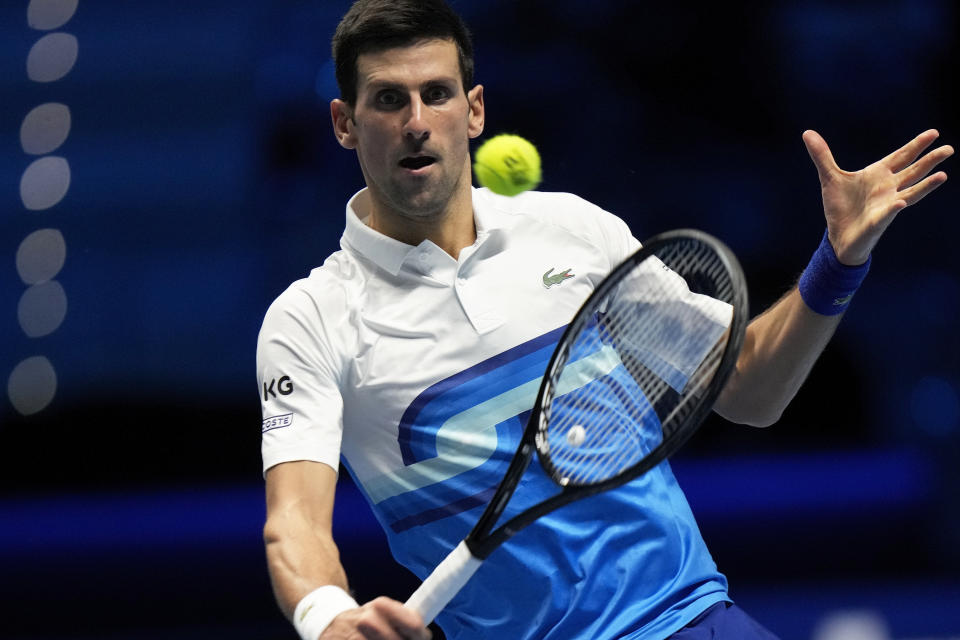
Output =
[{"x1": 9, "y1": 0, "x2": 78, "y2": 416}]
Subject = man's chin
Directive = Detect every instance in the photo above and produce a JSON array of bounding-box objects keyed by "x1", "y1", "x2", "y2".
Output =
[{"x1": 388, "y1": 187, "x2": 453, "y2": 222}]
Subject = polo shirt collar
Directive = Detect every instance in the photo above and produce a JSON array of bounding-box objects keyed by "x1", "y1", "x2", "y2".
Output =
[
  {"x1": 341, "y1": 189, "x2": 410, "y2": 275},
  {"x1": 341, "y1": 187, "x2": 512, "y2": 276}
]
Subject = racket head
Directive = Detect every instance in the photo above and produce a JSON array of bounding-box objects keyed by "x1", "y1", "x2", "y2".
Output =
[{"x1": 532, "y1": 229, "x2": 748, "y2": 491}]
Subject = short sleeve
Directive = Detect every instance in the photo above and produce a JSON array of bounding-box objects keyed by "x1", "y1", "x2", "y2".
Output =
[
  {"x1": 607, "y1": 258, "x2": 733, "y2": 392},
  {"x1": 257, "y1": 284, "x2": 346, "y2": 475},
  {"x1": 576, "y1": 199, "x2": 729, "y2": 390},
  {"x1": 593, "y1": 205, "x2": 641, "y2": 269}
]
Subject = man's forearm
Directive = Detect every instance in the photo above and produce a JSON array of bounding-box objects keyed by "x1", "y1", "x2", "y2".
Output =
[
  {"x1": 264, "y1": 514, "x2": 351, "y2": 619},
  {"x1": 713, "y1": 287, "x2": 842, "y2": 427}
]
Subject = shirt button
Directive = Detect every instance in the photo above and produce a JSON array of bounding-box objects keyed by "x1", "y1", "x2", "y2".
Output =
[
  {"x1": 418, "y1": 253, "x2": 428, "y2": 262},
  {"x1": 457, "y1": 277, "x2": 466, "y2": 286}
]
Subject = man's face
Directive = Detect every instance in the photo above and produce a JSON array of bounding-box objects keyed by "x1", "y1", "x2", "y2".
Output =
[{"x1": 333, "y1": 39, "x2": 484, "y2": 222}]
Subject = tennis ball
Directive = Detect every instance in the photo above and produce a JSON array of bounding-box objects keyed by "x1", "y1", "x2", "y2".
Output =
[{"x1": 473, "y1": 134, "x2": 542, "y2": 196}]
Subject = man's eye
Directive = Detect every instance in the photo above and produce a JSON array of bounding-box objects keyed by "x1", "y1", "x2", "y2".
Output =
[
  {"x1": 425, "y1": 86, "x2": 450, "y2": 102},
  {"x1": 376, "y1": 92, "x2": 402, "y2": 107}
]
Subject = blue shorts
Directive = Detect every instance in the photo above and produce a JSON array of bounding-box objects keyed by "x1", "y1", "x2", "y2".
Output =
[{"x1": 667, "y1": 602, "x2": 781, "y2": 639}]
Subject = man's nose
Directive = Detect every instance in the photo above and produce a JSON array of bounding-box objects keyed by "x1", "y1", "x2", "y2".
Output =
[{"x1": 403, "y1": 96, "x2": 430, "y2": 142}]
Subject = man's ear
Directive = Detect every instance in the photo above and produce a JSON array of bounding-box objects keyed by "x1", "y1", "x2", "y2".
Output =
[
  {"x1": 467, "y1": 84, "x2": 485, "y2": 139},
  {"x1": 331, "y1": 99, "x2": 357, "y2": 149}
]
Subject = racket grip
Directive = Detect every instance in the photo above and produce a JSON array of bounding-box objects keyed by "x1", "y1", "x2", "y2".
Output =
[{"x1": 404, "y1": 541, "x2": 482, "y2": 625}]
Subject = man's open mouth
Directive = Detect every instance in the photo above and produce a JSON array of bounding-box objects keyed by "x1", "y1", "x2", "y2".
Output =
[{"x1": 399, "y1": 156, "x2": 437, "y2": 170}]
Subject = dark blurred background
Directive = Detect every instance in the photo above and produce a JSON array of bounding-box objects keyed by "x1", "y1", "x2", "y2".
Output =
[{"x1": 2, "y1": 1, "x2": 958, "y2": 638}]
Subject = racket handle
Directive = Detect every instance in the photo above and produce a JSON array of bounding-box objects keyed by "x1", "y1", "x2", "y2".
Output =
[{"x1": 404, "y1": 540, "x2": 482, "y2": 625}]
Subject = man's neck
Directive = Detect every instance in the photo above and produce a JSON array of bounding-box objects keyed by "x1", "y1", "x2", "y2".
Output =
[{"x1": 363, "y1": 187, "x2": 477, "y2": 260}]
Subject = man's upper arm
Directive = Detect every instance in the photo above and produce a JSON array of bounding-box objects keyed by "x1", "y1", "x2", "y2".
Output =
[
  {"x1": 258, "y1": 283, "x2": 347, "y2": 475},
  {"x1": 265, "y1": 460, "x2": 339, "y2": 528}
]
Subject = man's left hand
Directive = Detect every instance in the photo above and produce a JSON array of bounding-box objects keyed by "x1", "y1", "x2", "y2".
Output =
[{"x1": 802, "y1": 129, "x2": 953, "y2": 265}]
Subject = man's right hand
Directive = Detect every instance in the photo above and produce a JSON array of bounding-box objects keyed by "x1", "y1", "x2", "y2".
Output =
[{"x1": 320, "y1": 597, "x2": 432, "y2": 640}]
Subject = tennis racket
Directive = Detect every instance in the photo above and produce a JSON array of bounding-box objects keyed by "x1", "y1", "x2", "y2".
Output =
[{"x1": 405, "y1": 229, "x2": 749, "y2": 624}]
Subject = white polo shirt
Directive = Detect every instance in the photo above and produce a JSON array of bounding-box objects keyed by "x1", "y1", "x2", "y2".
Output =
[
  {"x1": 257, "y1": 187, "x2": 729, "y2": 640},
  {"x1": 259, "y1": 187, "x2": 637, "y2": 478}
]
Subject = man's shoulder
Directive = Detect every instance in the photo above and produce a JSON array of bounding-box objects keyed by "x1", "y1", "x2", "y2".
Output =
[
  {"x1": 479, "y1": 187, "x2": 603, "y2": 216},
  {"x1": 476, "y1": 187, "x2": 629, "y2": 243},
  {"x1": 264, "y1": 250, "x2": 362, "y2": 323}
]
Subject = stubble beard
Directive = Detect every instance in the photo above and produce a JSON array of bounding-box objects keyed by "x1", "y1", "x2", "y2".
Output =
[{"x1": 379, "y1": 161, "x2": 467, "y2": 225}]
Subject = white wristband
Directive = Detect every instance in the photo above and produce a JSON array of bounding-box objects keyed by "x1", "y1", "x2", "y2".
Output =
[{"x1": 292, "y1": 585, "x2": 360, "y2": 640}]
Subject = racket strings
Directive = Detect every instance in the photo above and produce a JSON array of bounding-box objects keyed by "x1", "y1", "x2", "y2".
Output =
[
  {"x1": 548, "y1": 364, "x2": 658, "y2": 483},
  {"x1": 541, "y1": 240, "x2": 734, "y2": 486},
  {"x1": 547, "y1": 345, "x2": 661, "y2": 483}
]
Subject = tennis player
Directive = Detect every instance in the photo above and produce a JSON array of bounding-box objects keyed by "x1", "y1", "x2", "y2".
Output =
[{"x1": 257, "y1": 1, "x2": 953, "y2": 638}]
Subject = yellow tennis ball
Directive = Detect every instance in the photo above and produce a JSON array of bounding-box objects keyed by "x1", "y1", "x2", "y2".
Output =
[{"x1": 473, "y1": 134, "x2": 542, "y2": 196}]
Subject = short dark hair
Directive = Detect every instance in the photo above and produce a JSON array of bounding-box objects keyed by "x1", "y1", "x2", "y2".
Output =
[{"x1": 332, "y1": 0, "x2": 475, "y2": 106}]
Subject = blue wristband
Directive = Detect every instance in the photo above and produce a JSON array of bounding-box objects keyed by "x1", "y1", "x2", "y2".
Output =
[{"x1": 798, "y1": 230, "x2": 871, "y2": 316}]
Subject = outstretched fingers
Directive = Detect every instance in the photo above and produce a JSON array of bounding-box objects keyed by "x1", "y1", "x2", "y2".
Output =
[
  {"x1": 895, "y1": 143, "x2": 954, "y2": 190},
  {"x1": 885, "y1": 129, "x2": 943, "y2": 173},
  {"x1": 897, "y1": 170, "x2": 949, "y2": 208}
]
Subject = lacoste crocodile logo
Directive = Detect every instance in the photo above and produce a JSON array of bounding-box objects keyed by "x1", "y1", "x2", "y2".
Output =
[{"x1": 543, "y1": 267, "x2": 575, "y2": 289}]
